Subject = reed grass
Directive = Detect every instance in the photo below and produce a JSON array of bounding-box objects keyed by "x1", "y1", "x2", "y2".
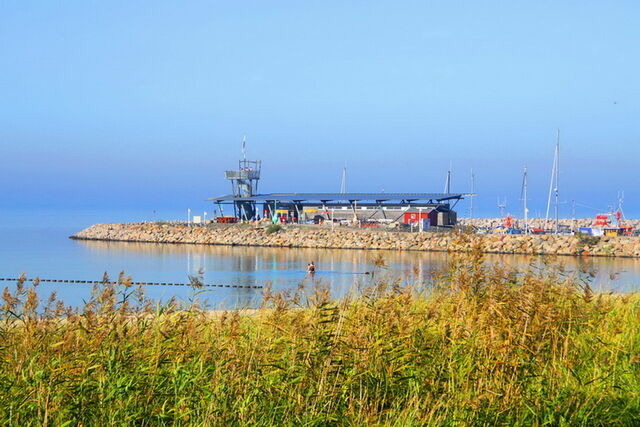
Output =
[{"x1": 1, "y1": 251, "x2": 639, "y2": 425}]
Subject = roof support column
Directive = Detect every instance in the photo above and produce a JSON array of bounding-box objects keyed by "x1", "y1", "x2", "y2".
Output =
[{"x1": 294, "y1": 203, "x2": 301, "y2": 224}]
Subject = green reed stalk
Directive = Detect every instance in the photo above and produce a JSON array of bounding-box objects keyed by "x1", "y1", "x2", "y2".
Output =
[{"x1": 1, "y1": 254, "x2": 639, "y2": 425}]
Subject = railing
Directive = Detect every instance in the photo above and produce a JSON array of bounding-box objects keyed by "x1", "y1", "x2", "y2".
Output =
[{"x1": 225, "y1": 170, "x2": 260, "y2": 180}]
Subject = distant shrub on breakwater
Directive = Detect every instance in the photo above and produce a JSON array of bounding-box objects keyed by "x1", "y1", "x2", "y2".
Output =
[{"x1": 265, "y1": 223, "x2": 282, "y2": 234}]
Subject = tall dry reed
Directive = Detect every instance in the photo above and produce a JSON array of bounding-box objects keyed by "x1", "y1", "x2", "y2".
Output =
[{"x1": 1, "y1": 252, "x2": 639, "y2": 425}]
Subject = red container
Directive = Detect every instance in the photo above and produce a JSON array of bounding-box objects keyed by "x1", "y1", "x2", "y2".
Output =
[{"x1": 403, "y1": 212, "x2": 430, "y2": 224}]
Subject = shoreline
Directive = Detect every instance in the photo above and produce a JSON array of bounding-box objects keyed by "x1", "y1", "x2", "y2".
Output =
[{"x1": 71, "y1": 222, "x2": 640, "y2": 258}]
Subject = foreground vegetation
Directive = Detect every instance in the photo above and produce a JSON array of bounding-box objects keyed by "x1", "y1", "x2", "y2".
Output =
[{"x1": 1, "y1": 252, "x2": 639, "y2": 425}]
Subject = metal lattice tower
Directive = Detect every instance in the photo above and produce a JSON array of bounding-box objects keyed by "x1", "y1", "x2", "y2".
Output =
[
  {"x1": 225, "y1": 159, "x2": 261, "y2": 198},
  {"x1": 225, "y1": 150, "x2": 262, "y2": 219}
]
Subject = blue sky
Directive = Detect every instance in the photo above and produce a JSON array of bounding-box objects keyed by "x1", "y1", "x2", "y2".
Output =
[{"x1": 1, "y1": 1, "x2": 639, "y2": 222}]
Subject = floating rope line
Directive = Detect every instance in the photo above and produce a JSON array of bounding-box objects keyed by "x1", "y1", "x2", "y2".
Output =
[{"x1": 0, "y1": 277, "x2": 263, "y2": 289}]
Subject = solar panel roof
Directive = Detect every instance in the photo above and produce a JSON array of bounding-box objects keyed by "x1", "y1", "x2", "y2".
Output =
[{"x1": 208, "y1": 192, "x2": 468, "y2": 203}]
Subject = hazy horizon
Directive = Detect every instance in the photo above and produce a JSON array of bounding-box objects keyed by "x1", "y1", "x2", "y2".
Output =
[{"x1": 2, "y1": 1, "x2": 639, "y2": 222}]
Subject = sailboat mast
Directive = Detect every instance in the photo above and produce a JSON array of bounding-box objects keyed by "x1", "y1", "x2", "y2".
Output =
[
  {"x1": 554, "y1": 129, "x2": 560, "y2": 234},
  {"x1": 444, "y1": 162, "x2": 452, "y2": 194},
  {"x1": 545, "y1": 130, "x2": 560, "y2": 232},
  {"x1": 470, "y1": 169, "x2": 475, "y2": 218},
  {"x1": 523, "y1": 166, "x2": 529, "y2": 234},
  {"x1": 545, "y1": 150, "x2": 555, "y2": 226},
  {"x1": 446, "y1": 170, "x2": 451, "y2": 193}
]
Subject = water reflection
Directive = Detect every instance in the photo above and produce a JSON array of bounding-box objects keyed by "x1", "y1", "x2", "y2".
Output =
[
  {"x1": 77, "y1": 240, "x2": 640, "y2": 299},
  {"x1": 4, "y1": 225, "x2": 638, "y2": 310}
]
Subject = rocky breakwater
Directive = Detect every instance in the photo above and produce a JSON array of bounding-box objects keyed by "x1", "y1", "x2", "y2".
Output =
[
  {"x1": 71, "y1": 223, "x2": 640, "y2": 258},
  {"x1": 459, "y1": 217, "x2": 640, "y2": 230}
]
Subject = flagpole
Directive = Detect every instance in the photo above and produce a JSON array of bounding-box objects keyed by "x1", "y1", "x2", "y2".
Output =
[{"x1": 242, "y1": 135, "x2": 247, "y2": 162}]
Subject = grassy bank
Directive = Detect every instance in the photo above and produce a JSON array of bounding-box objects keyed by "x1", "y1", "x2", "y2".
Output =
[{"x1": 1, "y1": 253, "x2": 639, "y2": 425}]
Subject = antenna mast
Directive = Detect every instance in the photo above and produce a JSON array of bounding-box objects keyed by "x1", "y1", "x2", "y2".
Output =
[{"x1": 242, "y1": 135, "x2": 247, "y2": 161}]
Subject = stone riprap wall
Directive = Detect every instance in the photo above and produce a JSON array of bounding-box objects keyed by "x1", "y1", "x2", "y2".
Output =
[
  {"x1": 71, "y1": 223, "x2": 640, "y2": 258},
  {"x1": 459, "y1": 217, "x2": 640, "y2": 230}
]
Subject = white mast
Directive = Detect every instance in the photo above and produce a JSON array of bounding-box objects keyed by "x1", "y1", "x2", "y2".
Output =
[
  {"x1": 340, "y1": 162, "x2": 347, "y2": 194},
  {"x1": 617, "y1": 191, "x2": 625, "y2": 220},
  {"x1": 554, "y1": 129, "x2": 560, "y2": 234},
  {"x1": 498, "y1": 197, "x2": 507, "y2": 217},
  {"x1": 521, "y1": 166, "x2": 529, "y2": 234},
  {"x1": 545, "y1": 129, "x2": 560, "y2": 233},
  {"x1": 469, "y1": 168, "x2": 475, "y2": 218},
  {"x1": 444, "y1": 162, "x2": 452, "y2": 194}
]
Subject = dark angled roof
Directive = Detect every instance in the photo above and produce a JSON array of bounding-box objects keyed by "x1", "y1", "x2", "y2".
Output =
[{"x1": 208, "y1": 192, "x2": 469, "y2": 203}]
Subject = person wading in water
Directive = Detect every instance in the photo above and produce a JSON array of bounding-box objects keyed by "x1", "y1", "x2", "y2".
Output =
[{"x1": 307, "y1": 261, "x2": 316, "y2": 275}]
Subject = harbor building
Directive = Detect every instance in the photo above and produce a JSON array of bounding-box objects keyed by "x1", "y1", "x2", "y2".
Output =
[{"x1": 208, "y1": 156, "x2": 466, "y2": 227}]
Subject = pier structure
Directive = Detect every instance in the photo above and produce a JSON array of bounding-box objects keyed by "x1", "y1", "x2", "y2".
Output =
[
  {"x1": 209, "y1": 192, "x2": 464, "y2": 226},
  {"x1": 211, "y1": 156, "x2": 467, "y2": 226}
]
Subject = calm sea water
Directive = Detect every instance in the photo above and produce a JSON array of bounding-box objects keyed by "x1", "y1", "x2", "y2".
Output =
[{"x1": 1, "y1": 223, "x2": 639, "y2": 309}]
